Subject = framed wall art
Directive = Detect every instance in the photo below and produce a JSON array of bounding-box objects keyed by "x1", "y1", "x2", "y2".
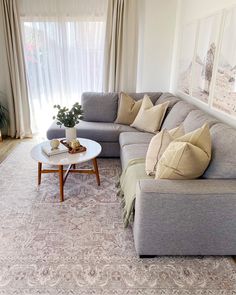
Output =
[
  {"x1": 213, "y1": 8, "x2": 236, "y2": 117},
  {"x1": 177, "y1": 22, "x2": 198, "y2": 95},
  {"x1": 191, "y1": 14, "x2": 221, "y2": 103}
]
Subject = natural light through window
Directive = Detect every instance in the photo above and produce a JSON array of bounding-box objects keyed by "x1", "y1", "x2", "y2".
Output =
[{"x1": 21, "y1": 19, "x2": 105, "y2": 134}]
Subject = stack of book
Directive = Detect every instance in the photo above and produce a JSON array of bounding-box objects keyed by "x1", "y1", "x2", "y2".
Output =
[{"x1": 42, "y1": 142, "x2": 69, "y2": 157}]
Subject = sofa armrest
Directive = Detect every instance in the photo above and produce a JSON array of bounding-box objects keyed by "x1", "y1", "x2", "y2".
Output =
[
  {"x1": 137, "y1": 178, "x2": 236, "y2": 195},
  {"x1": 133, "y1": 179, "x2": 236, "y2": 256}
]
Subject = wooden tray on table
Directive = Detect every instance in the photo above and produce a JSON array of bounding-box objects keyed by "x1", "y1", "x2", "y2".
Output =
[{"x1": 60, "y1": 139, "x2": 87, "y2": 154}]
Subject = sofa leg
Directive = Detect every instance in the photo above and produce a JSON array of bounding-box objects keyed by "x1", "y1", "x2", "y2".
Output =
[{"x1": 139, "y1": 255, "x2": 156, "y2": 259}]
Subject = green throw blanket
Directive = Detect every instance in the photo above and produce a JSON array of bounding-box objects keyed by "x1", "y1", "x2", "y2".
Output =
[{"x1": 117, "y1": 158, "x2": 153, "y2": 227}]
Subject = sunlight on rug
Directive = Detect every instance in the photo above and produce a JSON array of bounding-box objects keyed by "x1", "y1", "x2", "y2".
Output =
[{"x1": 0, "y1": 143, "x2": 235, "y2": 295}]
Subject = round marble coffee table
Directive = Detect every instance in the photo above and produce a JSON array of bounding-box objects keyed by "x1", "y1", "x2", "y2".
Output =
[{"x1": 31, "y1": 138, "x2": 102, "y2": 202}]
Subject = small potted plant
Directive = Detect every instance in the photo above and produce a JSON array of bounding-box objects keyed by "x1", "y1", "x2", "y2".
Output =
[
  {"x1": 53, "y1": 102, "x2": 83, "y2": 143},
  {"x1": 0, "y1": 103, "x2": 9, "y2": 142}
]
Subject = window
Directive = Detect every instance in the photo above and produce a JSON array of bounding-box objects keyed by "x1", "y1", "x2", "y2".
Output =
[{"x1": 21, "y1": 18, "x2": 105, "y2": 133}]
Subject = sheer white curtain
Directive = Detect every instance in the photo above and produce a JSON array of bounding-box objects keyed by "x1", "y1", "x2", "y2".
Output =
[
  {"x1": 19, "y1": 0, "x2": 107, "y2": 134},
  {"x1": 0, "y1": 0, "x2": 32, "y2": 139}
]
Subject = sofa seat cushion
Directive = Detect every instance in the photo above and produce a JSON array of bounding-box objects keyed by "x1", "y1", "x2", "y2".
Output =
[
  {"x1": 119, "y1": 132, "x2": 153, "y2": 148},
  {"x1": 161, "y1": 100, "x2": 196, "y2": 130},
  {"x1": 204, "y1": 123, "x2": 236, "y2": 178},
  {"x1": 121, "y1": 144, "x2": 148, "y2": 170},
  {"x1": 98, "y1": 142, "x2": 120, "y2": 157},
  {"x1": 81, "y1": 92, "x2": 118, "y2": 123},
  {"x1": 47, "y1": 120, "x2": 138, "y2": 142},
  {"x1": 183, "y1": 110, "x2": 218, "y2": 133}
]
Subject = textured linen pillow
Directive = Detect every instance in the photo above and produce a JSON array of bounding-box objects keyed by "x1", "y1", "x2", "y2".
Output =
[
  {"x1": 156, "y1": 123, "x2": 211, "y2": 180},
  {"x1": 131, "y1": 95, "x2": 169, "y2": 133},
  {"x1": 145, "y1": 125, "x2": 185, "y2": 176},
  {"x1": 115, "y1": 92, "x2": 143, "y2": 125}
]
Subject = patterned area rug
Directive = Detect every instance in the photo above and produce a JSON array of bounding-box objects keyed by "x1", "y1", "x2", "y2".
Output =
[{"x1": 0, "y1": 143, "x2": 236, "y2": 295}]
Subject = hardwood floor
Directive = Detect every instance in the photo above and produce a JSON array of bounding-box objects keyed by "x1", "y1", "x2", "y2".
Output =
[
  {"x1": 0, "y1": 136, "x2": 41, "y2": 164},
  {"x1": 0, "y1": 137, "x2": 21, "y2": 163}
]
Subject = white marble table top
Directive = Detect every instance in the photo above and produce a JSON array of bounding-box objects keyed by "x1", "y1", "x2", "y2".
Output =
[{"x1": 31, "y1": 138, "x2": 102, "y2": 166}]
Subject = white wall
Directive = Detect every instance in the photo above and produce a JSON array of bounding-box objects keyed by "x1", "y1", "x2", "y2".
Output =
[
  {"x1": 136, "y1": 0, "x2": 178, "y2": 92},
  {"x1": 181, "y1": 0, "x2": 236, "y2": 23},
  {"x1": 171, "y1": 0, "x2": 236, "y2": 127}
]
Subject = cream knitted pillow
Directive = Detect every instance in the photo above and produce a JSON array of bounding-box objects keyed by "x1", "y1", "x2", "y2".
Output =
[
  {"x1": 145, "y1": 125, "x2": 185, "y2": 176},
  {"x1": 131, "y1": 95, "x2": 169, "y2": 133},
  {"x1": 156, "y1": 123, "x2": 211, "y2": 180}
]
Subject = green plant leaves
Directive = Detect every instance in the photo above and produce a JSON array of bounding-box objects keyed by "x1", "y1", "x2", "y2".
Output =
[{"x1": 53, "y1": 102, "x2": 83, "y2": 128}]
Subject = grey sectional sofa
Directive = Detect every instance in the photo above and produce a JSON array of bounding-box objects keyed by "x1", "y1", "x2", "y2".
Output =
[{"x1": 47, "y1": 92, "x2": 236, "y2": 256}]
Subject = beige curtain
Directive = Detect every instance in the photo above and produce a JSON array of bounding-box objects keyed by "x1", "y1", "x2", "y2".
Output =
[
  {"x1": 0, "y1": 0, "x2": 32, "y2": 138},
  {"x1": 103, "y1": 0, "x2": 138, "y2": 92}
]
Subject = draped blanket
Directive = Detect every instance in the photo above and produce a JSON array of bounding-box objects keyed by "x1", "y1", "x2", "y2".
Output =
[{"x1": 117, "y1": 158, "x2": 153, "y2": 227}]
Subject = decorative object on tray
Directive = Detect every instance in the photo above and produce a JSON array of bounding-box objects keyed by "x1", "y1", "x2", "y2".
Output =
[
  {"x1": 42, "y1": 141, "x2": 68, "y2": 156},
  {"x1": 60, "y1": 139, "x2": 87, "y2": 154},
  {"x1": 53, "y1": 102, "x2": 83, "y2": 143},
  {"x1": 69, "y1": 139, "x2": 81, "y2": 150}
]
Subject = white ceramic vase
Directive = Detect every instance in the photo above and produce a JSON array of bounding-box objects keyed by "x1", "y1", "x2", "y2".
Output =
[{"x1": 65, "y1": 127, "x2": 76, "y2": 143}]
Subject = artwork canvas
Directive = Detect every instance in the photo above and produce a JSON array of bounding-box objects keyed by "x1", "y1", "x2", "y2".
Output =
[
  {"x1": 192, "y1": 14, "x2": 221, "y2": 103},
  {"x1": 213, "y1": 8, "x2": 236, "y2": 116},
  {"x1": 177, "y1": 22, "x2": 197, "y2": 95}
]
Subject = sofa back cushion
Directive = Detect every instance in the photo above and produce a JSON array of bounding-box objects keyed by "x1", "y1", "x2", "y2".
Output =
[
  {"x1": 183, "y1": 110, "x2": 218, "y2": 133},
  {"x1": 155, "y1": 93, "x2": 180, "y2": 128},
  {"x1": 81, "y1": 92, "x2": 118, "y2": 122},
  {"x1": 126, "y1": 92, "x2": 162, "y2": 104},
  {"x1": 161, "y1": 100, "x2": 196, "y2": 130},
  {"x1": 156, "y1": 92, "x2": 180, "y2": 109},
  {"x1": 203, "y1": 123, "x2": 236, "y2": 179}
]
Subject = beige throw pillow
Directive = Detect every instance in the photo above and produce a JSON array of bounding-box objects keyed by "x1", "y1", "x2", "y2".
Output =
[
  {"x1": 145, "y1": 125, "x2": 185, "y2": 176},
  {"x1": 156, "y1": 123, "x2": 211, "y2": 180},
  {"x1": 115, "y1": 92, "x2": 143, "y2": 125},
  {"x1": 169, "y1": 124, "x2": 185, "y2": 138},
  {"x1": 131, "y1": 95, "x2": 169, "y2": 133}
]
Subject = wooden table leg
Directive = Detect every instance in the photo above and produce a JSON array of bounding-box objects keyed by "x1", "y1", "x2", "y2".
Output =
[
  {"x1": 38, "y1": 162, "x2": 42, "y2": 185},
  {"x1": 93, "y1": 158, "x2": 100, "y2": 186},
  {"x1": 59, "y1": 165, "x2": 64, "y2": 202}
]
